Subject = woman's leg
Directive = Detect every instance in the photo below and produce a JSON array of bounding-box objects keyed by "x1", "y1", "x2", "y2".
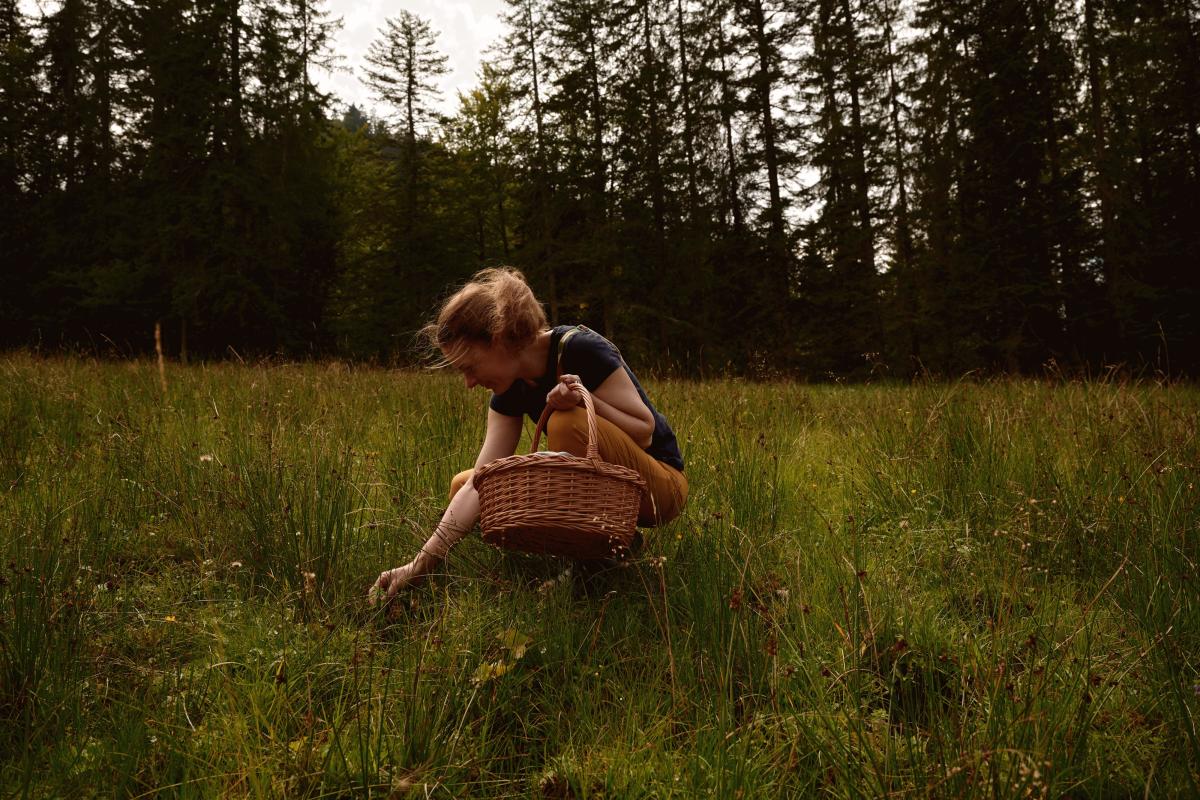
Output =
[{"x1": 546, "y1": 406, "x2": 688, "y2": 526}]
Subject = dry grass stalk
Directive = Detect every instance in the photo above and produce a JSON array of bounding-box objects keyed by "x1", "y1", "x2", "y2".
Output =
[{"x1": 154, "y1": 320, "x2": 167, "y2": 396}]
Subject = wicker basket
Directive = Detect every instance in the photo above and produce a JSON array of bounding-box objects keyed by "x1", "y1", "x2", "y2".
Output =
[{"x1": 473, "y1": 386, "x2": 646, "y2": 560}]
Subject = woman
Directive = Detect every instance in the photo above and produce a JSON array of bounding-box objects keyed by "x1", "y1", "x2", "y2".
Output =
[{"x1": 369, "y1": 268, "x2": 688, "y2": 602}]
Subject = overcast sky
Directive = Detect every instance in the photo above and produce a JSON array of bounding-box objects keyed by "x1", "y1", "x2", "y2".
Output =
[
  {"x1": 318, "y1": 0, "x2": 508, "y2": 120},
  {"x1": 19, "y1": 0, "x2": 506, "y2": 119}
]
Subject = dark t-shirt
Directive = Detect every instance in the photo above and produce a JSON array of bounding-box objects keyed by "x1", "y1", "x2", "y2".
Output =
[{"x1": 489, "y1": 325, "x2": 685, "y2": 472}]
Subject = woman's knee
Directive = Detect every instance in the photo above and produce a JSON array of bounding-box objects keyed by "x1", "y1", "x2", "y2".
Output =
[
  {"x1": 545, "y1": 406, "x2": 589, "y2": 455},
  {"x1": 639, "y1": 495, "x2": 679, "y2": 527},
  {"x1": 449, "y1": 468, "x2": 474, "y2": 503},
  {"x1": 638, "y1": 472, "x2": 688, "y2": 527}
]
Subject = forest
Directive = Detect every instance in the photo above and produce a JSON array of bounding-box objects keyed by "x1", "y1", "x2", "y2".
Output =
[{"x1": 2, "y1": 0, "x2": 1197, "y2": 377}]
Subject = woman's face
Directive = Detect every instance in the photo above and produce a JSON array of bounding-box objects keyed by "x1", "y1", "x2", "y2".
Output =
[{"x1": 445, "y1": 340, "x2": 520, "y2": 394}]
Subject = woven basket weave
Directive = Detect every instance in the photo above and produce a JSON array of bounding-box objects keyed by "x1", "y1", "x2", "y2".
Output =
[{"x1": 473, "y1": 386, "x2": 646, "y2": 560}]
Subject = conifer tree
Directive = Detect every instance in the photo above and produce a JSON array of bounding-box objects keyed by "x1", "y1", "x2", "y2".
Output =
[
  {"x1": 495, "y1": 0, "x2": 560, "y2": 320},
  {"x1": 0, "y1": 0, "x2": 41, "y2": 340},
  {"x1": 362, "y1": 11, "x2": 449, "y2": 148},
  {"x1": 361, "y1": 10, "x2": 449, "y2": 247},
  {"x1": 729, "y1": 0, "x2": 798, "y2": 347},
  {"x1": 542, "y1": 0, "x2": 620, "y2": 334},
  {"x1": 796, "y1": 0, "x2": 886, "y2": 375}
]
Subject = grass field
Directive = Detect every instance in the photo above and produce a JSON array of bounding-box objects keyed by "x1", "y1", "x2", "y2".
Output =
[{"x1": 1, "y1": 354, "x2": 1197, "y2": 798}]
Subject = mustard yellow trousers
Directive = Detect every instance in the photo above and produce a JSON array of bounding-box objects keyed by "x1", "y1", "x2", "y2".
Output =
[{"x1": 450, "y1": 405, "x2": 688, "y2": 527}]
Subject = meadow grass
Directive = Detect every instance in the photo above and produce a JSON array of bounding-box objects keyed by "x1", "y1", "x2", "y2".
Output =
[{"x1": 0, "y1": 353, "x2": 1197, "y2": 797}]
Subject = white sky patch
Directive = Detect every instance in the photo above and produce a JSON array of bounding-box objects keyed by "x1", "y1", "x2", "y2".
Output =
[{"x1": 319, "y1": 0, "x2": 507, "y2": 121}]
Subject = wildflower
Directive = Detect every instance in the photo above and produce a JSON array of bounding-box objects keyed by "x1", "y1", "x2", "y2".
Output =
[
  {"x1": 163, "y1": 615, "x2": 176, "y2": 623},
  {"x1": 910, "y1": 488, "x2": 917, "y2": 495},
  {"x1": 199, "y1": 454, "x2": 214, "y2": 463},
  {"x1": 1118, "y1": 495, "x2": 1125, "y2": 503}
]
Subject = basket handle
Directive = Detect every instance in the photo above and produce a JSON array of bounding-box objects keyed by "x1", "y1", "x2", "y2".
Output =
[{"x1": 530, "y1": 382, "x2": 601, "y2": 462}]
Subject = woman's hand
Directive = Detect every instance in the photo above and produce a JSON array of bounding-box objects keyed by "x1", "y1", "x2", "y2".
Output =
[
  {"x1": 545, "y1": 374, "x2": 584, "y2": 411},
  {"x1": 369, "y1": 559, "x2": 426, "y2": 605}
]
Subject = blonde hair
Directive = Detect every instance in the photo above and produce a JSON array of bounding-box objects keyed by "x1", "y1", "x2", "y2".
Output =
[{"x1": 422, "y1": 268, "x2": 548, "y2": 365}]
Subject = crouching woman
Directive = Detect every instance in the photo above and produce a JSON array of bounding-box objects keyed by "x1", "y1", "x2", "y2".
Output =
[{"x1": 370, "y1": 268, "x2": 687, "y2": 602}]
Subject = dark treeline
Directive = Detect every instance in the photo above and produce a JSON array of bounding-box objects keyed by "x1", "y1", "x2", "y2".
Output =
[{"x1": 2, "y1": 0, "x2": 1197, "y2": 376}]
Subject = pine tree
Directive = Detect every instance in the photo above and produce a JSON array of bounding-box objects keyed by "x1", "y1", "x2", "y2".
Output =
[
  {"x1": 908, "y1": 0, "x2": 978, "y2": 372},
  {"x1": 728, "y1": 0, "x2": 798, "y2": 349},
  {"x1": 0, "y1": 0, "x2": 42, "y2": 340},
  {"x1": 495, "y1": 0, "x2": 560, "y2": 320},
  {"x1": 362, "y1": 11, "x2": 449, "y2": 147},
  {"x1": 794, "y1": 0, "x2": 885, "y2": 375},
  {"x1": 361, "y1": 10, "x2": 449, "y2": 248},
  {"x1": 876, "y1": 0, "x2": 920, "y2": 372},
  {"x1": 542, "y1": 0, "x2": 620, "y2": 334},
  {"x1": 1092, "y1": 0, "x2": 1200, "y2": 369}
]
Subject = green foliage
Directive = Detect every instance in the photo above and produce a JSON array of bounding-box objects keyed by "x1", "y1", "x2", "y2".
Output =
[{"x1": 1, "y1": 356, "x2": 1198, "y2": 796}]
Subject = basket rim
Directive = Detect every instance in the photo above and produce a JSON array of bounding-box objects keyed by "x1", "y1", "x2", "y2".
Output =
[{"x1": 473, "y1": 448, "x2": 646, "y2": 492}]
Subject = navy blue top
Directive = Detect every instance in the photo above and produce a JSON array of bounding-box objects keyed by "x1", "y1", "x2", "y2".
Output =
[{"x1": 489, "y1": 325, "x2": 685, "y2": 472}]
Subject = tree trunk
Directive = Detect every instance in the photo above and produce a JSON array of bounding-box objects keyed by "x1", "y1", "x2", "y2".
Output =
[
  {"x1": 884, "y1": 0, "x2": 917, "y2": 363},
  {"x1": 61, "y1": 0, "x2": 83, "y2": 190},
  {"x1": 229, "y1": 0, "x2": 243, "y2": 163},
  {"x1": 716, "y1": 19, "x2": 743, "y2": 231},
  {"x1": 94, "y1": 0, "x2": 113, "y2": 182},
  {"x1": 747, "y1": 0, "x2": 783, "y2": 241},
  {"x1": 1033, "y1": 0, "x2": 1079, "y2": 357},
  {"x1": 525, "y1": 0, "x2": 546, "y2": 164},
  {"x1": 404, "y1": 37, "x2": 418, "y2": 237},
  {"x1": 642, "y1": 0, "x2": 666, "y2": 242},
  {"x1": 838, "y1": 0, "x2": 875, "y2": 273},
  {"x1": 180, "y1": 317, "x2": 188, "y2": 365},
  {"x1": 1173, "y1": 0, "x2": 1200, "y2": 183},
  {"x1": 521, "y1": 0, "x2": 555, "y2": 316},
  {"x1": 675, "y1": 0, "x2": 699, "y2": 216},
  {"x1": 299, "y1": 0, "x2": 310, "y2": 107},
  {"x1": 584, "y1": 3, "x2": 607, "y2": 220},
  {"x1": 548, "y1": 265, "x2": 559, "y2": 324},
  {"x1": 1083, "y1": 0, "x2": 1121, "y2": 342},
  {"x1": 493, "y1": 152, "x2": 510, "y2": 257}
]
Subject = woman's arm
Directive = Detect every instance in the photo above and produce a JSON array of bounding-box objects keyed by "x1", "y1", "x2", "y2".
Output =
[
  {"x1": 548, "y1": 370, "x2": 655, "y2": 448},
  {"x1": 370, "y1": 409, "x2": 522, "y2": 603}
]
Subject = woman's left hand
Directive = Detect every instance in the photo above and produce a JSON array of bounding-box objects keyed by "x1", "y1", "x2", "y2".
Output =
[{"x1": 545, "y1": 374, "x2": 584, "y2": 411}]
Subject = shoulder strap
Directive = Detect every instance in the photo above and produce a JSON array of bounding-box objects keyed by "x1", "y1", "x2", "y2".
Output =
[{"x1": 556, "y1": 326, "x2": 582, "y2": 379}]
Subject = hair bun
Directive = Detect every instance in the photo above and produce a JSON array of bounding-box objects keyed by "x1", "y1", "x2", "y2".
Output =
[{"x1": 421, "y1": 267, "x2": 547, "y2": 363}]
